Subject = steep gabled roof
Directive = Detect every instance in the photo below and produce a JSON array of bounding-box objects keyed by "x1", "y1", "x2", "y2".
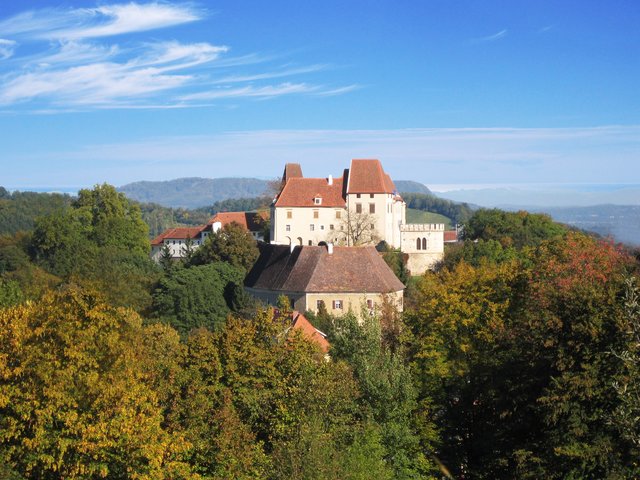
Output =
[
  {"x1": 291, "y1": 311, "x2": 330, "y2": 354},
  {"x1": 347, "y1": 159, "x2": 396, "y2": 194},
  {"x1": 274, "y1": 177, "x2": 346, "y2": 208},
  {"x1": 207, "y1": 211, "x2": 268, "y2": 232},
  {"x1": 151, "y1": 226, "x2": 205, "y2": 246},
  {"x1": 245, "y1": 244, "x2": 405, "y2": 293}
]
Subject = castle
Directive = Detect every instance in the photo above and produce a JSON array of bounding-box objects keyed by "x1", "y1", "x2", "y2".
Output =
[
  {"x1": 150, "y1": 159, "x2": 445, "y2": 276},
  {"x1": 270, "y1": 159, "x2": 444, "y2": 275}
]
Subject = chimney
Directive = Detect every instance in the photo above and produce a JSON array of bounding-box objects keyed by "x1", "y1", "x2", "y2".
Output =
[
  {"x1": 327, "y1": 174, "x2": 333, "y2": 186},
  {"x1": 327, "y1": 242, "x2": 334, "y2": 255}
]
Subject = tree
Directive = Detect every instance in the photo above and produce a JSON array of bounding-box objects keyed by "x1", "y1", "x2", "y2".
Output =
[
  {"x1": 29, "y1": 184, "x2": 156, "y2": 311},
  {"x1": 190, "y1": 222, "x2": 259, "y2": 272},
  {"x1": 0, "y1": 278, "x2": 22, "y2": 308},
  {"x1": 611, "y1": 277, "x2": 640, "y2": 457},
  {"x1": 180, "y1": 235, "x2": 196, "y2": 265},
  {"x1": 334, "y1": 211, "x2": 380, "y2": 246},
  {"x1": 151, "y1": 262, "x2": 246, "y2": 335},
  {"x1": 330, "y1": 312, "x2": 436, "y2": 478},
  {"x1": 0, "y1": 287, "x2": 191, "y2": 478}
]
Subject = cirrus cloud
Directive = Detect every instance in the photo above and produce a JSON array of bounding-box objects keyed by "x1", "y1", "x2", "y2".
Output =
[{"x1": 0, "y1": 2, "x2": 358, "y2": 111}]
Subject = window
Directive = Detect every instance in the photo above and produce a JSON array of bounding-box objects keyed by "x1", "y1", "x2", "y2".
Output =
[
  {"x1": 287, "y1": 210, "x2": 292, "y2": 219},
  {"x1": 367, "y1": 299, "x2": 373, "y2": 309},
  {"x1": 314, "y1": 197, "x2": 322, "y2": 205},
  {"x1": 172, "y1": 240, "x2": 176, "y2": 245},
  {"x1": 356, "y1": 193, "x2": 361, "y2": 198},
  {"x1": 310, "y1": 224, "x2": 315, "y2": 231},
  {"x1": 356, "y1": 203, "x2": 362, "y2": 213},
  {"x1": 370, "y1": 193, "x2": 374, "y2": 199},
  {"x1": 416, "y1": 238, "x2": 421, "y2": 250},
  {"x1": 369, "y1": 203, "x2": 375, "y2": 214},
  {"x1": 286, "y1": 225, "x2": 291, "y2": 231},
  {"x1": 333, "y1": 300, "x2": 343, "y2": 310},
  {"x1": 370, "y1": 224, "x2": 375, "y2": 230},
  {"x1": 320, "y1": 225, "x2": 325, "y2": 230},
  {"x1": 308, "y1": 240, "x2": 313, "y2": 246},
  {"x1": 316, "y1": 300, "x2": 325, "y2": 311},
  {"x1": 330, "y1": 224, "x2": 334, "y2": 230},
  {"x1": 422, "y1": 238, "x2": 428, "y2": 250},
  {"x1": 313, "y1": 210, "x2": 319, "y2": 219},
  {"x1": 335, "y1": 210, "x2": 341, "y2": 219}
]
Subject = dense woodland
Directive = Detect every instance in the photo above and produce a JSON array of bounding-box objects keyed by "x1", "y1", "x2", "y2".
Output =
[{"x1": 1, "y1": 184, "x2": 640, "y2": 479}]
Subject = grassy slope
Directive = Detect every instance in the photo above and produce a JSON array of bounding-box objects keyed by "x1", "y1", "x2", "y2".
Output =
[{"x1": 406, "y1": 208, "x2": 452, "y2": 228}]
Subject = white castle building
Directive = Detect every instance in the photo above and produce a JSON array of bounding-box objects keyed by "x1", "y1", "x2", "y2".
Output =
[{"x1": 270, "y1": 159, "x2": 444, "y2": 274}]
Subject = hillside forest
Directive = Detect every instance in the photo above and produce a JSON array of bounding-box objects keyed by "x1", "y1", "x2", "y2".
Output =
[{"x1": 1, "y1": 184, "x2": 640, "y2": 479}]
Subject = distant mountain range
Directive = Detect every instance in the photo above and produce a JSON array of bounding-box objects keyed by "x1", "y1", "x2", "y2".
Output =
[
  {"x1": 118, "y1": 177, "x2": 432, "y2": 209},
  {"x1": 118, "y1": 177, "x2": 270, "y2": 209},
  {"x1": 518, "y1": 204, "x2": 640, "y2": 246}
]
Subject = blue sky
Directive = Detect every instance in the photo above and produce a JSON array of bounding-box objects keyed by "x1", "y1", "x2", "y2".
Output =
[{"x1": 0, "y1": 0, "x2": 638, "y2": 190}]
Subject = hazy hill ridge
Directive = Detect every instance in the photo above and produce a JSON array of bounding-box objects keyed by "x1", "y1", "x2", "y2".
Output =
[
  {"x1": 118, "y1": 177, "x2": 270, "y2": 209},
  {"x1": 119, "y1": 177, "x2": 433, "y2": 209}
]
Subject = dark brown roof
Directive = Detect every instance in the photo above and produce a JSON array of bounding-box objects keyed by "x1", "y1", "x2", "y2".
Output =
[
  {"x1": 274, "y1": 177, "x2": 346, "y2": 208},
  {"x1": 207, "y1": 211, "x2": 268, "y2": 232},
  {"x1": 347, "y1": 159, "x2": 396, "y2": 194},
  {"x1": 245, "y1": 244, "x2": 405, "y2": 293},
  {"x1": 291, "y1": 311, "x2": 330, "y2": 354},
  {"x1": 151, "y1": 226, "x2": 205, "y2": 246}
]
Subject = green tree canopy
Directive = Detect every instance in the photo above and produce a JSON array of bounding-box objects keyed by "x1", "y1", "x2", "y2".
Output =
[{"x1": 190, "y1": 222, "x2": 259, "y2": 272}]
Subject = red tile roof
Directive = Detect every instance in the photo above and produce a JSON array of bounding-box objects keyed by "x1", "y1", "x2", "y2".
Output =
[
  {"x1": 444, "y1": 230, "x2": 458, "y2": 242},
  {"x1": 291, "y1": 311, "x2": 330, "y2": 354},
  {"x1": 151, "y1": 226, "x2": 205, "y2": 246},
  {"x1": 347, "y1": 159, "x2": 396, "y2": 194},
  {"x1": 207, "y1": 211, "x2": 268, "y2": 231},
  {"x1": 275, "y1": 177, "x2": 346, "y2": 208}
]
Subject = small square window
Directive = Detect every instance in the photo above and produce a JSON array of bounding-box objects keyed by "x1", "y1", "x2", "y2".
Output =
[
  {"x1": 369, "y1": 203, "x2": 375, "y2": 214},
  {"x1": 330, "y1": 224, "x2": 334, "y2": 230},
  {"x1": 336, "y1": 211, "x2": 341, "y2": 219},
  {"x1": 286, "y1": 225, "x2": 291, "y2": 231},
  {"x1": 310, "y1": 224, "x2": 315, "y2": 231},
  {"x1": 320, "y1": 225, "x2": 324, "y2": 230},
  {"x1": 313, "y1": 210, "x2": 319, "y2": 219},
  {"x1": 356, "y1": 203, "x2": 362, "y2": 214},
  {"x1": 370, "y1": 193, "x2": 374, "y2": 198},
  {"x1": 314, "y1": 197, "x2": 322, "y2": 205},
  {"x1": 333, "y1": 300, "x2": 343, "y2": 310},
  {"x1": 287, "y1": 211, "x2": 292, "y2": 219},
  {"x1": 367, "y1": 299, "x2": 373, "y2": 309},
  {"x1": 356, "y1": 193, "x2": 361, "y2": 198},
  {"x1": 316, "y1": 300, "x2": 324, "y2": 310},
  {"x1": 308, "y1": 240, "x2": 313, "y2": 246}
]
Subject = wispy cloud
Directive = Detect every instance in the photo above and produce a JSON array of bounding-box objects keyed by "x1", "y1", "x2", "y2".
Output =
[
  {"x1": 0, "y1": 2, "x2": 357, "y2": 110},
  {"x1": 472, "y1": 29, "x2": 508, "y2": 43},
  {"x1": 0, "y1": 2, "x2": 201, "y2": 40},
  {"x1": 0, "y1": 39, "x2": 16, "y2": 59}
]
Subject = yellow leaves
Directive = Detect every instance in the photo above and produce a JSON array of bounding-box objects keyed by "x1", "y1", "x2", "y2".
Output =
[{"x1": 0, "y1": 287, "x2": 190, "y2": 478}]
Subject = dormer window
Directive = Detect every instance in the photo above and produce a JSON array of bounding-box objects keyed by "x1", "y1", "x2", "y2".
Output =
[{"x1": 314, "y1": 197, "x2": 322, "y2": 205}]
